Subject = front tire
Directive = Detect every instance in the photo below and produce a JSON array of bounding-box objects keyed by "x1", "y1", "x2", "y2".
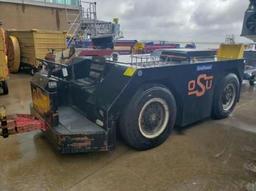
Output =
[
  {"x1": 120, "y1": 84, "x2": 177, "y2": 150},
  {"x1": 212, "y1": 73, "x2": 240, "y2": 119}
]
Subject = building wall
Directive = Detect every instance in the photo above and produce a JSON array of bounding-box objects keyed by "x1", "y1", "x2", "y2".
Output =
[{"x1": 0, "y1": 2, "x2": 79, "y2": 31}]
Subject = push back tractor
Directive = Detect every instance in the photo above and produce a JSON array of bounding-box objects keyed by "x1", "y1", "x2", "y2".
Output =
[
  {"x1": 4, "y1": 0, "x2": 256, "y2": 153},
  {"x1": 26, "y1": 47, "x2": 244, "y2": 153}
]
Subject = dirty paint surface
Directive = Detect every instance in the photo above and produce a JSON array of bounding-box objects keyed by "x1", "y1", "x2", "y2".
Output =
[
  {"x1": 31, "y1": 86, "x2": 51, "y2": 115},
  {"x1": 0, "y1": 74, "x2": 256, "y2": 191}
]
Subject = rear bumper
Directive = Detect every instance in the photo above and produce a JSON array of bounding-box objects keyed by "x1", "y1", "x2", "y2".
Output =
[{"x1": 30, "y1": 105, "x2": 110, "y2": 154}]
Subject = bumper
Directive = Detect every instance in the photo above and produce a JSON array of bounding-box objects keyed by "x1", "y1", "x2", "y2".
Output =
[{"x1": 31, "y1": 106, "x2": 110, "y2": 154}]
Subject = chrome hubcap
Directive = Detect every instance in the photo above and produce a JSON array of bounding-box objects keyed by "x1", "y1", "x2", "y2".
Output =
[
  {"x1": 138, "y1": 98, "x2": 169, "y2": 139},
  {"x1": 222, "y1": 83, "x2": 236, "y2": 111}
]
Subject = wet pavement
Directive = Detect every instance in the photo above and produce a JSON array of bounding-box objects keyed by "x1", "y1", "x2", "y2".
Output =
[{"x1": 0, "y1": 74, "x2": 256, "y2": 191}]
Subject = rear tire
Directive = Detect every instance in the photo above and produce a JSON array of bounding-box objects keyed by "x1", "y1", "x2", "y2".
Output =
[
  {"x1": 212, "y1": 73, "x2": 239, "y2": 119},
  {"x1": 120, "y1": 84, "x2": 177, "y2": 150}
]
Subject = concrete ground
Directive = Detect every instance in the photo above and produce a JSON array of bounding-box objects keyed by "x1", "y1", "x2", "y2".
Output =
[{"x1": 0, "y1": 74, "x2": 256, "y2": 191}]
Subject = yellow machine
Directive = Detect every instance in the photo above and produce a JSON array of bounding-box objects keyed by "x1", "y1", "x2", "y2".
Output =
[
  {"x1": 132, "y1": 42, "x2": 145, "y2": 54},
  {"x1": 8, "y1": 29, "x2": 66, "y2": 73},
  {"x1": 217, "y1": 44, "x2": 245, "y2": 61},
  {"x1": 0, "y1": 26, "x2": 9, "y2": 95}
]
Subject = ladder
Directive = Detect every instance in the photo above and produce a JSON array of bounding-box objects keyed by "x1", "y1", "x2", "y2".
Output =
[{"x1": 65, "y1": 1, "x2": 122, "y2": 47}]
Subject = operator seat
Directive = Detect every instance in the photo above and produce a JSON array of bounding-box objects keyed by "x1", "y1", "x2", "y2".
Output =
[
  {"x1": 71, "y1": 58, "x2": 107, "y2": 113},
  {"x1": 75, "y1": 60, "x2": 106, "y2": 89}
]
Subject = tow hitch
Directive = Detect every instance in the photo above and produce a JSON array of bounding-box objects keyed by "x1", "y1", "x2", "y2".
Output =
[{"x1": 0, "y1": 106, "x2": 46, "y2": 138}]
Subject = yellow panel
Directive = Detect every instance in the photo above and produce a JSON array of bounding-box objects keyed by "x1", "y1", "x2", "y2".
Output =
[
  {"x1": 0, "y1": 36, "x2": 4, "y2": 51},
  {"x1": 123, "y1": 67, "x2": 137, "y2": 77},
  {"x1": 32, "y1": 87, "x2": 50, "y2": 115},
  {"x1": 217, "y1": 44, "x2": 245, "y2": 61},
  {"x1": 0, "y1": 28, "x2": 6, "y2": 52},
  {"x1": 0, "y1": 51, "x2": 9, "y2": 80}
]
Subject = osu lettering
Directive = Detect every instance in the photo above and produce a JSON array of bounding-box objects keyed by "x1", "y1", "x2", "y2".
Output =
[{"x1": 188, "y1": 74, "x2": 214, "y2": 97}]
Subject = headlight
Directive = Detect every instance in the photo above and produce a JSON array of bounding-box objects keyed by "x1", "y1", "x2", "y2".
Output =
[
  {"x1": 62, "y1": 68, "x2": 68, "y2": 77},
  {"x1": 48, "y1": 81, "x2": 57, "y2": 89}
]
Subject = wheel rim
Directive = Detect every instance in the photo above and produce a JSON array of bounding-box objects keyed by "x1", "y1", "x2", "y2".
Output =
[
  {"x1": 138, "y1": 98, "x2": 169, "y2": 139},
  {"x1": 222, "y1": 83, "x2": 236, "y2": 112}
]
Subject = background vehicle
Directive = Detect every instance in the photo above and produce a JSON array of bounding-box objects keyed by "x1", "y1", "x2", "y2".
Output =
[
  {"x1": 241, "y1": 0, "x2": 256, "y2": 86},
  {"x1": 243, "y1": 44, "x2": 256, "y2": 86}
]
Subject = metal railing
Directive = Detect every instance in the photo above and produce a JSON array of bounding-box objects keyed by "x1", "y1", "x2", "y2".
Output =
[{"x1": 110, "y1": 54, "x2": 164, "y2": 68}]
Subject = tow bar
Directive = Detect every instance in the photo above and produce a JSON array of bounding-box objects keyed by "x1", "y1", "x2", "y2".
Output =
[{"x1": 0, "y1": 106, "x2": 46, "y2": 138}]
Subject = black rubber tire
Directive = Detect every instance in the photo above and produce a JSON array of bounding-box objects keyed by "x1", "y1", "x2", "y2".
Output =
[
  {"x1": 1, "y1": 81, "x2": 8, "y2": 95},
  {"x1": 212, "y1": 73, "x2": 239, "y2": 119},
  {"x1": 120, "y1": 84, "x2": 177, "y2": 150},
  {"x1": 249, "y1": 78, "x2": 255, "y2": 86}
]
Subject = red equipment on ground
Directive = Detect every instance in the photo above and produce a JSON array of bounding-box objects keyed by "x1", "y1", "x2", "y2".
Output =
[{"x1": 0, "y1": 106, "x2": 46, "y2": 138}]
